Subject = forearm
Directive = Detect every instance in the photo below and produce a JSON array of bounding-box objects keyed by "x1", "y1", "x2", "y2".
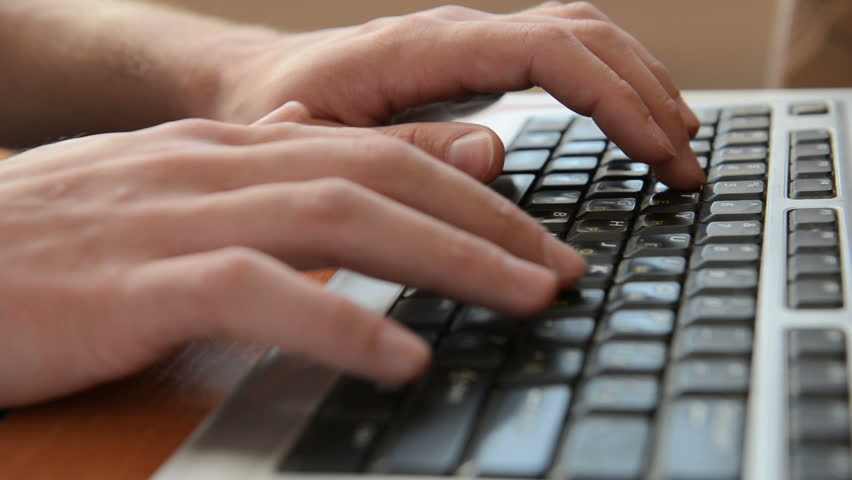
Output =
[{"x1": 0, "y1": 0, "x2": 275, "y2": 147}]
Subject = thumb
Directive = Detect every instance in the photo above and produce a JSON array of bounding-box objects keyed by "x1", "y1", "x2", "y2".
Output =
[{"x1": 375, "y1": 122, "x2": 505, "y2": 183}]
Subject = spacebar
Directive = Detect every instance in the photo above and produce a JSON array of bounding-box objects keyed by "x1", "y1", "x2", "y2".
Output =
[{"x1": 369, "y1": 367, "x2": 492, "y2": 475}]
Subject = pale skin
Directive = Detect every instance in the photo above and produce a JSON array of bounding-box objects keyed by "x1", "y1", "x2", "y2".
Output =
[{"x1": 0, "y1": 1, "x2": 704, "y2": 407}]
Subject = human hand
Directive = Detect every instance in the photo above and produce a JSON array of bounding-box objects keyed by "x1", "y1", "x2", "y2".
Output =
[
  {"x1": 202, "y1": 2, "x2": 704, "y2": 189},
  {"x1": 0, "y1": 103, "x2": 584, "y2": 407}
]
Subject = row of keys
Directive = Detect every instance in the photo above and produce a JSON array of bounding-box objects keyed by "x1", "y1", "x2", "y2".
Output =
[
  {"x1": 788, "y1": 129, "x2": 836, "y2": 199},
  {"x1": 787, "y1": 209, "x2": 844, "y2": 308},
  {"x1": 787, "y1": 329, "x2": 852, "y2": 480}
]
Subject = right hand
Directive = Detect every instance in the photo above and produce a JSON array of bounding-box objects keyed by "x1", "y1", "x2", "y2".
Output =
[{"x1": 0, "y1": 103, "x2": 584, "y2": 407}]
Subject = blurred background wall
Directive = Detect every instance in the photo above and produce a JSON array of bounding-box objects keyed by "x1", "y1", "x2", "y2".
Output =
[{"x1": 146, "y1": 0, "x2": 850, "y2": 90}]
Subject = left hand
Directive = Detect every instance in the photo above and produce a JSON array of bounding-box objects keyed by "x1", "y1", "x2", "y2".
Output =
[{"x1": 200, "y1": 2, "x2": 704, "y2": 189}]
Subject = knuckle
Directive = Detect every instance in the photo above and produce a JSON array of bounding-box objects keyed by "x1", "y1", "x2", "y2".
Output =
[
  {"x1": 564, "y1": 1, "x2": 605, "y2": 18},
  {"x1": 301, "y1": 178, "x2": 366, "y2": 228},
  {"x1": 576, "y1": 18, "x2": 620, "y2": 43},
  {"x1": 162, "y1": 118, "x2": 248, "y2": 144},
  {"x1": 204, "y1": 247, "x2": 267, "y2": 291},
  {"x1": 429, "y1": 5, "x2": 478, "y2": 17}
]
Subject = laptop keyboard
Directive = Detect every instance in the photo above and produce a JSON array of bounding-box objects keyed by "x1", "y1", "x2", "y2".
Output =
[{"x1": 280, "y1": 106, "x2": 851, "y2": 479}]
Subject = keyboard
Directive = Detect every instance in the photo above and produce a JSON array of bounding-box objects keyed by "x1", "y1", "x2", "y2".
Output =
[
  {"x1": 154, "y1": 90, "x2": 852, "y2": 480},
  {"x1": 277, "y1": 103, "x2": 850, "y2": 479}
]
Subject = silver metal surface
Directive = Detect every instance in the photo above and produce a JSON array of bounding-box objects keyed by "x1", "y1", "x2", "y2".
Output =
[{"x1": 154, "y1": 89, "x2": 852, "y2": 480}]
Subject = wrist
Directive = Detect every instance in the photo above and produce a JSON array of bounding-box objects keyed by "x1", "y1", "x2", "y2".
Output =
[{"x1": 174, "y1": 24, "x2": 285, "y2": 123}]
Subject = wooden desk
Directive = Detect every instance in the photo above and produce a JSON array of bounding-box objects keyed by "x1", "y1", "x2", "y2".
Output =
[{"x1": 0, "y1": 145, "x2": 331, "y2": 479}]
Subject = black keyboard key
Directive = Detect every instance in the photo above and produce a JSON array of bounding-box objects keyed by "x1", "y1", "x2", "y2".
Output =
[
  {"x1": 700, "y1": 200, "x2": 764, "y2": 222},
  {"x1": 707, "y1": 162, "x2": 766, "y2": 183},
  {"x1": 641, "y1": 191, "x2": 701, "y2": 213},
  {"x1": 789, "y1": 208, "x2": 837, "y2": 231},
  {"x1": 490, "y1": 174, "x2": 535, "y2": 204},
  {"x1": 790, "y1": 101, "x2": 829, "y2": 116},
  {"x1": 690, "y1": 243, "x2": 760, "y2": 269},
  {"x1": 437, "y1": 330, "x2": 509, "y2": 369},
  {"x1": 586, "y1": 179, "x2": 644, "y2": 199},
  {"x1": 791, "y1": 129, "x2": 831, "y2": 145},
  {"x1": 652, "y1": 399, "x2": 745, "y2": 480},
  {"x1": 791, "y1": 178, "x2": 835, "y2": 199},
  {"x1": 690, "y1": 139, "x2": 712, "y2": 155},
  {"x1": 501, "y1": 346, "x2": 584, "y2": 384},
  {"x1": 608, "y1": 281, "x2": 681, "y2": 309},
  {"x1": 723, "y1": 104, "x2": 771, "y2": 117},
  {"x1": 704, "y1": 180, "x2": 765, "y2": 202},
  {"x1": 789, "y1": 230, "x2": 839, "y2": 254},
  {"x1": 558, "y1": 416, "x2": 650, "y2": 480},
  {"x1": 788, "y1": 254, "x2": 841, "y2": 280},
  {"x1": 695, "y1": 125, "x2": 715, "y2": 139},
  {"x1": 503, "y1": 150, "x2": 550, "y2": 172},
  {"x1": 710, "y1": 146, "x2": 768, "y2": 166},
  {"x1": 589, "y1": 341, "x2": 667, "y2": 374},
  {"x1": 578, "y1": 376, "x2": 659, "y2": 413},
  {"x1": 600, "y1": 310, "x2": 674, "y2": 339},
  {"x1": 791, "y1": 448, "x2": 852, "y2": 480},
  {"x1": 695, "y1": 107, "x2": 721, "y2": 124},
  {"x1": 789, "y1": 329, "x2": 847, "y2": 358},
  {"x1": 568, "y1": 238, "x2": 623, "y2": 260},
  {"x1": 566, "y1": 218, "x2": 630, "y2": 240},
  {"x1": 452, "y1": 306, "x2": 513, "y2": 333},
  {"x1": 792, "y1": 142, "x2": 831, "y2": 160},
  {"x1": 540, "y1": 173, "x2": 591, "y2": 188},
  {"x1": 634, "y1": 211, "x2": 695, "y2": 233},
  {"x1": 524, "y1": 115, "x2": 573, "y2": 132},
  {"x1": 565, "y1": 118, "x2": 606, "y2": 141},
  {"x1": 616, "y1": 256, "x2": 687, "y2": 283},
  {"x1": 547, "y1": 289, "x2": 606, "y2": 316},
  {"x1": 686, "y1": 268, "x2": 758, "y2": 296},
  {"x1": 283, "y1": 418, "x2": 380, "y2": 472},
  {"x1": 579, "y1": 263, "x2": 616, "y2": 288},
  {"x1": 695, "y1": 220, "x2": 762, "y2": 244},
  {"x1": 554, "y1": 140, "x2": 607, "y2": 156},
  {"x1": 790, "y1": 400, "x2": 851, "y2": 443},
  {"x1": 534, "y1": 210, "x2": 574, "y2": 234},
  {"x1": 578, "y1": 198, "x2": 638, "y2": 218},
  {"x1": 667, "y1": 359, "x2": 750, "y2": 395},
  {"x1": 530, "y1": 317, "x2": 596, "y2": 345},
  {"x1": 512, "y1": 131, "x2": 562, "y2": 150},
  {"x1": 624, "y1": 232, "x2": 692, "y2": 258},
  {"x1": 370, "y1": 368, "x2": 492, "y2": 474},
  {"x1": 468, "y1": 385, "x2": 570, "y2": 477},
  {"x1": 528, "y1": 190, "x2": 582, "y2": 208},
  {"x1": 318, "y1": 378, "x2": 404, "y2": 422},
  {"x1": 593, "y1": 161, "x2": 649, "y2": 181},
  {"x1": 679, "y1": 296, "x2": 756, "y2": 326},
  {"x1": 791, "y1": 159, "x2": 833, "y2": 179},
  {"x1": 390, "y1": 297, "x2": 457, "y2": 329},
  {"x1": 718, "y1": 115, "x2": 770, "y2": 132},
  {"x1": 715, "y1": 130, "x2": 769, "y2": 148},
  {"x1": 673, "y1": 327, "x2": 753, "y2": 358},
  {"x1": 789, "y1": 279, "x2": 844, "y2": 309},
  {"x1": 790, "y1": 359, "x2": 849, "y2": 396},
  {"x1": 546, "y1": 156, "x2": 599, "y2": 173}
]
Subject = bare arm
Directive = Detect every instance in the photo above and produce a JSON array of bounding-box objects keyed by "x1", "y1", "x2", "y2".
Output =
[{"x1": 0, "y1": 0, "x2": 260, "y2": 147}]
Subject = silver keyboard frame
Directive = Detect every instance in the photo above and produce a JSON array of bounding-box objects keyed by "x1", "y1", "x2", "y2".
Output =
[{"x1": 153, "y1": 89, "x2": 852, "y2": 480}]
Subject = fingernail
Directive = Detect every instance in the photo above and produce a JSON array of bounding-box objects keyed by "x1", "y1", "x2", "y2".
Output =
[
  {"x1": 545, "y1": 236, "x2": 587, "y2": 286},
  {"x1": 447, "y1": 132, "x2": 495, "y2": 178},
  {"x1": 683, "y1": 146, "x2": 707, "y2": 186},
  {"x1": 378, "y1": 326, "x2": 429, "y2": 381},
  {"x1": 648, "y1": 116, "x2": 677, "y2": 160}
]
